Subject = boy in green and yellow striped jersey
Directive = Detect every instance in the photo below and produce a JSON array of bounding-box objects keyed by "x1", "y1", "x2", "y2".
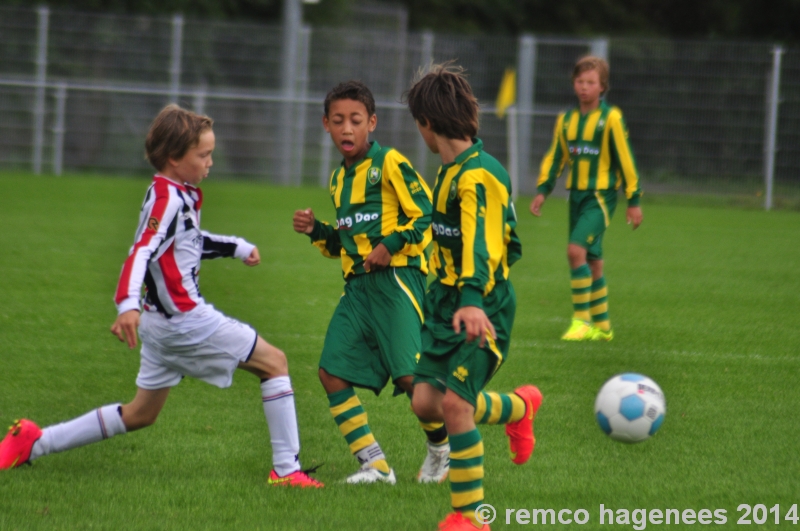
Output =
[
  {"x1": 530, "y1": 56, "x2": 643, "y2": 341},
  {"x1": 293, "y1": 81, "x2": 450, "y2": 485},
  {"x1": 406, "y1": 63, "x2": 542, "y2": 531}
]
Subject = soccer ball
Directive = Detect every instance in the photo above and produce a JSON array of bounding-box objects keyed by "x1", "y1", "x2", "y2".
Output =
[{"x1": 594, "y1": 373, "x2": 666, "y2": 443}]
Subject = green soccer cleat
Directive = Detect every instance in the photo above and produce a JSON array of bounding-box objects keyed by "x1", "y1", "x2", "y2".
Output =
[
  {"x1": 590, "y1": 327, "x2": 614, "y2": 341},
  {"x1": 561, "y1": 319, "x2": 594, "y2": 341}
]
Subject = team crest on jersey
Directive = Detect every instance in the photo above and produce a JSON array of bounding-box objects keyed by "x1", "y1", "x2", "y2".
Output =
[
  {"x1": 147, "y1": 217, "x2": 159, "y2": 231},
  {"x1": 587, "y1": 234, "x2": 595, "y2": 244},
  {"x1": 448, "y1": 180, "x2": 457, "y2": 200},
  {"x1": 368, "y1": 167, "x2": 381, "y2": 185}
]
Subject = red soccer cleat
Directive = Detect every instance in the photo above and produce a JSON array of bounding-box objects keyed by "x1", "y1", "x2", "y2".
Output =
[
  {"x1": 0, "y1": 419, "x2": 42, "y2": 470},
  {"x1": 267, "y1": 469, "x2": 324, "y2": 488},
  {"x1": 438, "y1": 512, "x2": 490, "y2": 530},
  {"x1": 505, "y1": 385, "x2": 543, "y2": 465}
]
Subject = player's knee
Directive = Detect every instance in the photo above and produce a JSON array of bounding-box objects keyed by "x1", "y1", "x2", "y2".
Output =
[
  {"x1": 567, "y1": 245, "x2": 586, "y2": 267},
  {"x1": 252, "y1": 348, "x2": 287, "y2": 380},
  {"x1": 441, "y1": 392, "x2": 473, "y2": 419}
]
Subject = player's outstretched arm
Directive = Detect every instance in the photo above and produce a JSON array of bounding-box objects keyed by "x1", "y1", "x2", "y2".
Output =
[
  {"x1": 292, "y1": 208, "x2": 315, "y2": 234},
  {"x1": 530, "y1": 193, "x2": 546, "y2": 216},
  {"x1": 243, "y1": 247, "x2": 260, "y2": 266},
  {"x1": 111, "y1": 309, "x2": 140, "y2": 349}
]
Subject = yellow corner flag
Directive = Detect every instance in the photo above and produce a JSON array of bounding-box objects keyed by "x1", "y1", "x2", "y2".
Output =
[{"x1": 495, "y1": 68, "x2": 516, "y2": 118}]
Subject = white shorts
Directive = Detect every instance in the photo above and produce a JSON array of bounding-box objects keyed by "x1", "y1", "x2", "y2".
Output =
[{"x1": 136, "y1": 304, "x2": 258, "y2": 390}]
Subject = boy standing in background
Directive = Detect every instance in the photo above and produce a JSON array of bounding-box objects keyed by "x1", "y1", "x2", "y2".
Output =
[{"x1": 530, "y1": 56, "x2": 643, "y2": 341}]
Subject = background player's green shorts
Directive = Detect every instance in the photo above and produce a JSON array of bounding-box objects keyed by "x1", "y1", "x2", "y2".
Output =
[
  {"x1": 569, "y1": 189, "x2": 618, "y2": 260},
  {"x1": 414, "y1": 280, "x2": 516, "y2": 407},
  {"x1": 320, "y1": 266, "x2": 425, "y2": 395}
]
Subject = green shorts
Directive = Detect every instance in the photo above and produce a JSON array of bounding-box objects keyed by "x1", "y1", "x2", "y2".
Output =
[
  {"x1": 319, "y1": 267, "x2": 425, "y2": 395},
  {"x1": 414, "y1": 280, "x2": 516, "y2": 407},
  {"x1": 569, "y1": 189, "x2": 618, "y2": 260}
]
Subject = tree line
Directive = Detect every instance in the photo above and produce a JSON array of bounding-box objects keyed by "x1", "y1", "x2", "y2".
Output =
[{"x1": 2, "y1": 0, "x2": 797, "y2": 42}]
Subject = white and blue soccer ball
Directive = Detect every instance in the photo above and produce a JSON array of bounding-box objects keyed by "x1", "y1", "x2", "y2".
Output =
[{"x1": 594, "y1": 373, "x2": 666, "y2": 443}]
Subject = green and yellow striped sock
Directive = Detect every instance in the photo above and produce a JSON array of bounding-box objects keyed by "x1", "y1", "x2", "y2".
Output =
[
  {"x1": 449, "y1": 429, "x2": 484, "y2": 527},
  {"x1": 590, "y1": 276, "x2": 611, "y2": 331},
  {"x1": 571, "y1": 264, "x2": 592, "y2": 322},
  {"x1": 328, "y1": 387, "x2": 390, "y2": 474},
  {"x1": 419, "y1": 420, "x2": 448, "y2": 445},
  {"x1": 473, "y1": 391, "x2": 526, "y2": 425}
]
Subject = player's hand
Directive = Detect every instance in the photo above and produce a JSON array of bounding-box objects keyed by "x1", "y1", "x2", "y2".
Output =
[
  {"x1": 293, "y1": 208, "x2": 316, "y2": 235},
  {"x1": 364, "y1": 243, "x2": 391, "y2": 272},
  {"x1": 111, "y1": 310, "x2": 140, "y2": 349},
  {"x1": 243, "y1": 247, "x2": 260, "y2": 266},
  {"x1": 452, "y1": 306, "x2": 497, "y2": 348},
  {"x1": 626, "y1": 206, "x2": 643, "y2": 230},
  {"x1": 530, "y1": 194, "x2": 546, "y2": 216}
]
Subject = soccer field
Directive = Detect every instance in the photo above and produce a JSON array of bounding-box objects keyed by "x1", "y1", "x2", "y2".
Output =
[{"x1": 1, "y1": 172, "x2": 798, "y2": 530}]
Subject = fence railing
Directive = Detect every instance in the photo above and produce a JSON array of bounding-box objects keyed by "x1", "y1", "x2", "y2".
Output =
[{"x1": 1, "y1": 5, "x2": 798, "y2": 209}]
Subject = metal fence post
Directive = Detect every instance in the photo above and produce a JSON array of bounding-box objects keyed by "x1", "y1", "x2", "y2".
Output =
[
  {"x1": 292, "y1": 25, "x2": 311, "y2": 186},
  {"x1": 591, "y1": 37, "x2": 609, "y2": 60},
  {"x1": 507, "y1": 106, "x2": 519, "y2": 201},
  {"x1": 52, "y1": 83, "x2": 67, "y2": 176},
  {"x1": 763, "y1": 45, "x2": 783, "y2": 211},
  {"x1": 169, "y1": 14, "x2": 184, "y2": 104},
  {"x1": 414, "y1": 31, "x2": 435, "y2": 176},
  {"x1": 32, "y1": 6, "x2": 49, "y2": 175},
  {"x1": 193, "y1": 85, "x2": 207, "y2": 116},
  {"x1": 389, "y1": 9, "x2": 409, "y2": 149},
  {"x1": 279, "y1": 0, "x2": 301, "y2": 185},
  {"x1": 516, "y1": 35, "x2": 536, "y2": 196}
]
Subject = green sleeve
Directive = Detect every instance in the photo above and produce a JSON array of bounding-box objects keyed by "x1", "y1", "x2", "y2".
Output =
[
  {"x1": 309, "y1": 219, "x2": 342, "y2": 258},
  {"x1": 381, "y1": 162, "x2": 433, "y2": 255}
]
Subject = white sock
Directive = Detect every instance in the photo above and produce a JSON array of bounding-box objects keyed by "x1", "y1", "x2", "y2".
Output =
[
  {"x1": 355, "y1": 442, "x2": 387, "y2": 468},
  {"x1": 261, "y1": 376, "x2": 301, "y2": 477},
  {"x1": 30, "y1": 404, "x2": 127, "y2": 461}
]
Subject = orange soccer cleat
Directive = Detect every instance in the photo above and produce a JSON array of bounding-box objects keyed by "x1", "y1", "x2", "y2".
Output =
[
  {"x1": 505, "y1": 385, "x2": 543, "y2": 465},
  {"x1": 267, "y1": 468, "x2": 324, "y2": 488},
  {"x1": 0, "y1": 419, "x2": 42, "y2": 470}
]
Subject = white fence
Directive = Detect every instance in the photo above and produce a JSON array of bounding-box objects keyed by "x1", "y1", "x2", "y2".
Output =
[{"x1": 1, "y1": 6, "x2": 798, "y2": 208}]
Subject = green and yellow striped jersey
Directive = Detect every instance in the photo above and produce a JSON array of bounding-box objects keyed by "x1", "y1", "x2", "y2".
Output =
[
  {"x1": 310, "y1": 141, "x2": 433, "y2": 279},
  {"x1": 429, "y1": 139, "x2": 522, "y2": 309},
  {"x1": 537, "y1": 100, "x2": 642, "y2": 206}
]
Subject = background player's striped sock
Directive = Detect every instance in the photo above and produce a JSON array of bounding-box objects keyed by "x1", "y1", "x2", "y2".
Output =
[
  {"x1": 473, "y1": 391, "x2": 526, "y2": 425},
  {"x1": 571, "y1": 264, "x2": 593, "y2": 322},
  {"x1": 449, "y1": 429, "x2": 484, "y2": 527},
  {"x1": 419, "y1": 420, "x2": 448, "y2": 445},
  {"x1": 589, "y1": 276, "x2": 611, "y2": 331},
  {"x1": 328, "y1": 387, "x2": 390, "y2": 474}
]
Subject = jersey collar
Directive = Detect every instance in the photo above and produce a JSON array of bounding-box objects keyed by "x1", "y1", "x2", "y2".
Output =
[
  {"x1": 451, "y1": 138, "x2": 483, "y2": 167},
  {"x1": 340, "y1": 141, "x2": 382, "y2": 170},
  {"x1": 153, "y1": 174, "x2": 188, "y2": 192}
]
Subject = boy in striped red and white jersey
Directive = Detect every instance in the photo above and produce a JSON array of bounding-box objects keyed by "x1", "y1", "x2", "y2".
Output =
[{"x1": 0, "y1": 105, "x2": 322, "y2": 488}]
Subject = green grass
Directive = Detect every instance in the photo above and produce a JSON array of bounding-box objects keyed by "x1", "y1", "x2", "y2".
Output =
[{"x1": 1, "y1": 171, "x2": 799, "y2": 530}]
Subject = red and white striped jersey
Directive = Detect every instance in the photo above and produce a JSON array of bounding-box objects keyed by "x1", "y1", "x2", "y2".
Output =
[{"x1": 115, "y1": 175, "x2": 254, "y2": 317}]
